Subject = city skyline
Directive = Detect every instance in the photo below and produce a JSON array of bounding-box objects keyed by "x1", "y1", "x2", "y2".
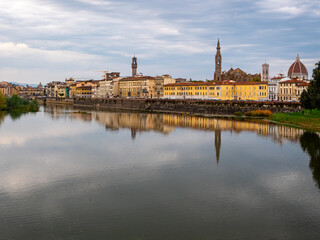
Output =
[{"x1": 0, "y1": 0, "x2": 319, "y2": 84}]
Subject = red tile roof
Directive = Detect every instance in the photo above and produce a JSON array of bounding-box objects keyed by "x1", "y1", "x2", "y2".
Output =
[
  {"x1": 279, "y1": 80, "x2": 305, "y2": 84},
  {"x1": 233, "y1": 81, "x2": 268, "y2": 85},
  {"x1": 297, "y1": 82, "x2": 309, "y2": 86},
  {"x1": 121, "y1": 76, "x2": 155, "y2": 81},
  {"x1": 164, "y1": 81, "x2": 268, "y2": 87}
]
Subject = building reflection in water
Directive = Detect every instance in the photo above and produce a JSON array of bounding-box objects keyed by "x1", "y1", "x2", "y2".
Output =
[
  {"x1": 44, "y1": 104, "x2": 315, "y2": 165},
  {"x1": 300, "y1": 132, "x2": 320, "y2": 190},
  {"x1": 214, "y1": 123, "x2": 221, "y2": 165}
]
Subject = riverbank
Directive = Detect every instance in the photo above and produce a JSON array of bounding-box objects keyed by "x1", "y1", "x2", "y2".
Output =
[
  {"x1": 1, "y1": 94, "x2": 39, "y2": 113},
  {"x1": 269, "y1": 109, "x2": 320, "y2": 132}
]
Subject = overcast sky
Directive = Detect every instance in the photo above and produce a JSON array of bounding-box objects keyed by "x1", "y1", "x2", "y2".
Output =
[{"x1": 0, "y1": 0, "x2": 319, "y2": 84}]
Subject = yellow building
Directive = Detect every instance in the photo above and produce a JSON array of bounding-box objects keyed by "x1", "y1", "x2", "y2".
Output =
[
  {"x1": 164, "y1": 81, "x2": 268, "y2": 101},
  {"x1": 148, "y1": 75, "x2": 176, "y2": 98},
  {"x1": 69, "y1": 83, "x2": 77, "y2": 98},
  {"x1": 119, "y1": 75, "x2": 176, "y2": 98},
  {"x1": 119, "y1": 76, "x2": 154, "y2": 98},
  {"x1": 75, "y1": 81, "x2": 99, "y2": 98},
  {"x1": 233, "y1": 82, "x2": 268, "y2": 100}
]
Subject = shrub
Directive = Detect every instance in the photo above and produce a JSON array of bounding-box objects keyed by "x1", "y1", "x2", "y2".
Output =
[
  {"x1": 234, "y1": 111, "x2": 243, "y2": 117},
  {"x1": 29, "y1": 100, "x2": 39, "y2": 112},
  {"x1": 6, "y1": 95, "x2": 23, "y2": 111},
  {"x1": 4, "y1": 95, "x2": 39, "y2": 113},
  {"x1": 244, "y1": 110, "x2": 272, "y2": 117}
]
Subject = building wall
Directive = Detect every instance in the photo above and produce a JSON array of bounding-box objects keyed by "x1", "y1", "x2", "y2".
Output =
[
  {"x1": 76, "y1": 86, "x2": 92, "y2": 98},
  {"x1": 278, "y1": 82, "x2": 297, "y2": 101},
  {"x1": 164, "y1": 82, "x2": 268, "y2": 101},
  {"x1": 75, "y1": 82, "x2": 95, "y2": 98},
  {"x1": 119, "y1": 77, "x2": 153, "y2": 98},
  {"x1": 268, "y1": 82, "x2": 278, "y2": 101},
  {"x1": 278, "y1": 80, "x2": 309, "y2": 101},
  {"x1": 0, "y1": 82, "x2": 19, "y2": 97}
]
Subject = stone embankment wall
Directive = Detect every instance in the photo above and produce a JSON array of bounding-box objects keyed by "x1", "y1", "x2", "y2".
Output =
[
  {"x1": 71, "y1": 98, "x2": 301, "y2": 115},
  {"x1": 45, "y1": 97, "x2": 74, "y2": 105}
]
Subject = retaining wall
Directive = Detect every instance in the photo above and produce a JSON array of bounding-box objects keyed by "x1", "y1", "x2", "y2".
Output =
[{"x1": 71, "y1": 98, "x2": 301, "y2": 115}]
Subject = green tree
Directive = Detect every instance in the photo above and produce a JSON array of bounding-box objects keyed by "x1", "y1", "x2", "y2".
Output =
[
  {"x1": 300, "y1": 61, "x2": 320, "y2": 112},
  {"x1": 252, "y1": 77, "x2": 261, "y2": 82},
  {"x1": 312, "y1": 61, "x2": 320, "y2": 109},
  {"x1": 0, "y1": 93, "x2": 6, "y2": 111},
  {"x1": 6, "y1": 95, "x2": 23, "y2": 111},
  {"x1": 300, "y1": 89, "x2": 313, "y2": 114}
]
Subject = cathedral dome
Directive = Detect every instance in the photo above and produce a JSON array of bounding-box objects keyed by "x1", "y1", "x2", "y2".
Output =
[{"x1": 288, "y1": 53, "x2": 308, "y2": 79}]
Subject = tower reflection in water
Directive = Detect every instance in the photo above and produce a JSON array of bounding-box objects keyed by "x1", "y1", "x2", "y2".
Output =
[{"x1": 43, "y1": 104, "x2": 320, "y2": 189}]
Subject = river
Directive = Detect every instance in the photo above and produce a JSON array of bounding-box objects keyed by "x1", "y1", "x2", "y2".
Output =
[{"x1": 0, "y1": 105, "x2": 319, "y2": 240}]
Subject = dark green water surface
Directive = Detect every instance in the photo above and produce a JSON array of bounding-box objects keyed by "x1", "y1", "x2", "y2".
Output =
[{"x1": 0, "y1": 105, "x2": 319, "y2": 240}]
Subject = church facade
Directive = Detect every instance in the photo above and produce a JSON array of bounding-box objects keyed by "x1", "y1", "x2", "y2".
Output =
[
  {"x1": 213, "y1": 40, "x2": 261, "y2": 82},
  {"x1": 221, "y1": 68, "x2": 261, "y2": 82}
]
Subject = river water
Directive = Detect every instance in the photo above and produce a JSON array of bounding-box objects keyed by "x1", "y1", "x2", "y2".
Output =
[{"x1": 0, "y1": 105, "x2": 319, "y2": 240}]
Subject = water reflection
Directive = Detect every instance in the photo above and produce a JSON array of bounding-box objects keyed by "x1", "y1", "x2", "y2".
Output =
[
  {"x1": 0, "y1": 111, "x2": 5, "y2": 127},
  {"x1": 214, "y1": 128, "x2": 221, "y2": 164},
  {"x1": 300, "y1": 132, "x2": 320, "y2": 189},
  {"x1": 43, "y1": 104, "x2": 320, "y2": 188},
  {"x1": 8, "y1": 111, "x2": 25, "y2": 120},
  {"x1": 44, "y1": 104, "x2": 305, "y2": 143},
  {"x1": 44, "y1": 104, "x2": 307, "y2": 161},
  {"x1": 1, "y1": 104, "x2": 320, "y2": 239}
]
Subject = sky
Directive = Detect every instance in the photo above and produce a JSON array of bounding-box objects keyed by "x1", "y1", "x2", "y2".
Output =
[{"x1": 0, "y1": 0, "x2": 319, "y2": 84}]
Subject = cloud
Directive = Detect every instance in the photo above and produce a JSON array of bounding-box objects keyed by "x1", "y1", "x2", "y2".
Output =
[
  {"x1": 256, "y1": 0, "x2": 320, "y2": 17},
  {"x1": 0, "y1": 42, "x2": 101, "y2": 64},
  {"x1": 0, "y1": 0, "x2": 318, "y2": 82}
]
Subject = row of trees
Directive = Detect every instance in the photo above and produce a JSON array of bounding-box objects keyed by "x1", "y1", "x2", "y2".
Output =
[
  {"x1": 0, "y1": 94, "x2": 39, "y2": 112},
  {"x1": 300, "y1": 61, "x2": 320, "y2": 113}
]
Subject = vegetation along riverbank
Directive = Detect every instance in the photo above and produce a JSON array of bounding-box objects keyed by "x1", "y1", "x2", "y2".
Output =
[
  {"x1": 269, "y1": 110, "x2": 320, "y2": 132},
  {"x1": 0, "y1": 94, "x2": 39, "y2": 113}
]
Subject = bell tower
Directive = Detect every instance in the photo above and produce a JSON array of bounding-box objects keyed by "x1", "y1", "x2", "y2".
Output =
[
  {"x1": 132, "y1": 55, "x2": 137, "y2": 77},
  {"x1": 262, "y1": 62, "x2": 269, "y2": 81},
  {"x1": 214, "y1": 39, "x2": 222, "y2": 81}
]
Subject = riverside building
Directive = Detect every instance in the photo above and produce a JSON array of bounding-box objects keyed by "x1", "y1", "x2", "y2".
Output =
[
  {"x1": 119, "y1": 75, "x2": 175, "y2": 98},
  {"x1": 278, "y1": 79, "x2": 309, "y2": 101},
  {"x1": 164, "y1": 81, "x2": 268, "y2": 101}
]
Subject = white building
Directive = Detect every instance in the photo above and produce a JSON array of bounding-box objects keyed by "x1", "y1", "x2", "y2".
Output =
[
  {"x1": 268, "y1": 74, "x2": 287, "y2": 101},
  {"x1": 93, "y1": 77, "x2": 122, "y2": 98}
]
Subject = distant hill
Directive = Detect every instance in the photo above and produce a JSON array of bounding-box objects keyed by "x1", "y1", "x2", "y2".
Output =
[{"x1": 9, "y1": 82, "x2": 39, "y2": 87}]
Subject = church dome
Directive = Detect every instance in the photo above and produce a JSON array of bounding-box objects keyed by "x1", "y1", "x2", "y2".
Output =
[{"x1": 288, "y1": 53, "x2": 308, "y2": 79}]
